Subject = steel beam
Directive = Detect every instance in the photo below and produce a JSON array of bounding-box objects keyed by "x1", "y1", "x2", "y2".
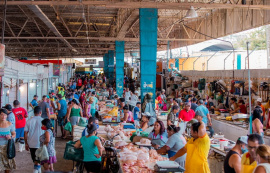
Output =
[
  {"x1": 1, "y1": 37, "x2": 205, "y2": 42},
  {"x1": 2, "y1": 1, "x2": 270, "y2": 10}
]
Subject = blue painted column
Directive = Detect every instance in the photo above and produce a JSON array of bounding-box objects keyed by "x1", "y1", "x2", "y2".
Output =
[
  {"x1": 108, "y1": 50, "x2": 114, "y2": 82},
  {"x1": 237, "y1": 54, "x2": 241, "y2": 70},
  {"x1": 103, "y1": 53, "x2": 109, "y2": 78},
  {"x1": 175, "y1": 58, "x2": 179, "y2": 70},
  {"x1": 140, "y1": 8, "x2": 158, "y2": 106},
  {"x1": 115, "y1": 41, "x2": 125, "y2": 97}
]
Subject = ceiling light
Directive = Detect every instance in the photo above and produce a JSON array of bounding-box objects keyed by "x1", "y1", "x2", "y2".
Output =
[{"x1": 185, "y1": 6, "x2": 198, "y2": 18}]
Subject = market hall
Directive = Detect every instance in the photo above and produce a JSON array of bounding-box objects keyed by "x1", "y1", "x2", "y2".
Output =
[{"x1": 1, "y1": 0, "x2": 270, "y2": 173}]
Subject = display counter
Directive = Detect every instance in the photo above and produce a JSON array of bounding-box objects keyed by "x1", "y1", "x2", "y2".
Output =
[{"x1": 211, "y1": 118, "x2": 270, "y2": 144}]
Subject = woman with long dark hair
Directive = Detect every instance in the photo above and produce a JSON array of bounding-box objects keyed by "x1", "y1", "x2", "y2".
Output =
[
  {"x1": 0, "y1": 108, "x2": 16, "y2": 173},
  {"x1": 40, "y1": 119, "x2": 56, "y2": 171},
  {"x1": 75, "y1": 124, "x2": 104, "y2": 173},
  {"x1": 252, "y1": 107, "x2": 264, "y2": 140},
  {"x1": 148, "y1": 120, "x2": 168, "y2": 149}
]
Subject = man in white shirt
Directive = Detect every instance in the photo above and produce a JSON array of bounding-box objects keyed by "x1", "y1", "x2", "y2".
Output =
[
  {"x1": 24, "y1": 106, "x2": 44, "y2": 173},
  {"x1": 125, "y1": 88, "x2": 131, "y2": 105},
  {"x1": 129, "y1": 90, "x2": 139, "y2": 111}
]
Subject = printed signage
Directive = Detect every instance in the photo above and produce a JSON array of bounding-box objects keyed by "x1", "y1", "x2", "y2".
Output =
[{"x1": 85, "y1": 59, "x2": 96, "y2": 64}]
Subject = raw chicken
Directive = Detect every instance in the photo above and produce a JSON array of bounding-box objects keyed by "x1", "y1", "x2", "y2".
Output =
[{"x1": 140, "y1": 138, "x2": 151, "y2": 145}]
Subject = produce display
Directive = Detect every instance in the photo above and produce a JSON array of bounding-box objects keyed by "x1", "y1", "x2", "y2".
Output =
[{"x1": 119, "y1": 143, "x2": 168, "y2": 173}]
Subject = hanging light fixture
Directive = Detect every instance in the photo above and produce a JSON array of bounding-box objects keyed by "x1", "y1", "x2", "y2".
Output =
[{"x1": 185, "y1": 6, "x2": 198, "y2": 18}]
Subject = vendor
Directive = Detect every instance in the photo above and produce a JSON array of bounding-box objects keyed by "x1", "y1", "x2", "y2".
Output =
[
  {"x1": 257, "y1": 98, "x2": 265, "y2": 122},
  {"x1": 229, "y1": 97, "x2": 239, "y2": 115},
  {"x1": 241, "y1": 134, "x2": 264, "y2": 173},
  {"x1": 157, "y1": 125, "x2": 186, "y2": 167},
  {"x1": 211, "y1": 99, "x2": 225, "y2": 111},
  {"x1": 121, "y1": 105, "x2": 134, "y2": 123},
  {"x1": 167, "y1": 105, "x2": 180, "y2": 126},
  {"x1": 238, "y1": 100, "x2": 247, "y2": 114},
  {"x1": 148, "y1": 120, "x2": 168, "y2": 149},
  {"x1": 224, "y1": 136, "x2": 248, "y2": 173},
  {"x1": 170, "y1": 121, "x2": 210, "y2": 173}
]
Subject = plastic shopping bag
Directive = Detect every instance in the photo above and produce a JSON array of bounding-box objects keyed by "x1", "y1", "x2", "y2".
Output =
[
  {"x1": 64, "y1": 122, "x2": 72, "y2": 132},
  {"x1": 35, "y1": 145, "x2": 49, "y2": 161},
  {"x1": 78, "y1": 117, "x2": 87, "y2": 127}
]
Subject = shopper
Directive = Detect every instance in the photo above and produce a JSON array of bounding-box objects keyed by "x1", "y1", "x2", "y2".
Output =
[
  {"x1": 3, "y1": 104, "x2": 15, "y2": 129},
  {"x1": 170, "y1": 121, "x2": 210, "y2": 173},
  {"x1": 124, "y1": 88, "x2": 131, "y2": 105},
  {"x1": 0, "y1": 108, "x2": 16, "y2": 172},
  {"x1": 156, "y1": 92, "x2": 162, "y2": 108},
  {"x1": 65, "y1": 99, "x2": 83, "y2": 138},
  {"x1": 90, "y1": 91, "x2": 98, "y2": 117},
  {"x1": 252, "y1": 109, "x2": 264, "y2": 141},
  {"x1": 223, "y1": 136, "x2": 248, "y2": 173},
  {"x1": 30, "y1": 95, "x2": 39, "y2": 109},
  {"x1": 191, "y1": 98, "x2": 198, "y2": 111},
  {"x1": 77, "y1": 78, "x2": 82, "y2": 90},
  {"x1": 74, "y1": 123, "x2": 104, "y2": 173},
  {"x1": 84, "y1": 97, "x2": 93, "y2": 119},
  {"x1": 148, "y1": 120, "x2": 168, "y2": 149},
  {"x1": 179, "y1": 102, "x2": 195, "y2": 122},
  {"x1": 24, "y1": 106, "x2": 44, "y2": 173},
  {"x1": 195, "y1": 100, "x2": 214, "y2": 137},
  {"x1": 129, "y1": 91, "x2": 139, "y2": 111},
  {"x1": 40, "y1": 119, "x2": 57, "y2": 171},
  {"x1": 38, "y1": 95, "x2": 50, "y2": 119},
  {"x1": 56, "y1": 94, "x2": 67, "y2": 138},
  {"x1": 133, "y1": 102, "x2": 141, "y2": 121},
  {"x1": 253, "y1": 145, "x2": 270, "y2": 173},
  {"x1": 12, "y1": 100, "x2": 28, "y2": 151},
  {"x1": 257, "y1": 98, "x2": 266, "y2": 121},
  {"x1": 167, "y1": 105, "x2": 180, "y2": 126},
  {"x1": 161, "y1": 89, "x2": 166, "y2": 105},
  {"x1": 157, "y1": 125, "x2": 186, "y2": 167},
  {"x1": 241, "y1": 134, "x2": 264, "y2": 173}
]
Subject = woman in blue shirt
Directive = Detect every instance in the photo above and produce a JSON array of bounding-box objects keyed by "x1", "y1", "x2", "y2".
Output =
[
  {"x1": 75, "y1": 123, "x2": 104, "y2": 173},
  {"x1": 157, "y1": 125, "x2": 187, "y2": 167},
  {"x1": 148, "y1": 120, "x2": 168, "y2": 149}
]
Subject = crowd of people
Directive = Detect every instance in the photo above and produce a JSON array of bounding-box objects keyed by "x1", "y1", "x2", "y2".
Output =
[{"x1": 1, "y1": 72, "x2": 270, "y2": 173}]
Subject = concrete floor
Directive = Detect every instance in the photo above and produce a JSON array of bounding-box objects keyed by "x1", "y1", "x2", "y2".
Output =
[{"x1": 12, "y1": 137, "x2": 74, "y2": 173}]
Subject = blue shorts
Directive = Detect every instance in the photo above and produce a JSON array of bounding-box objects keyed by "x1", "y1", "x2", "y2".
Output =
[{"x1": 16, "y1": 127, "x2": 24, "y2": 139}]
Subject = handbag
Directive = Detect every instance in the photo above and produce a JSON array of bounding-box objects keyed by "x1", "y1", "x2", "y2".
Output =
[
  {"x1": 7, "y1": 138, "x2": 16, "y2": 159},
  {"x1": 35, "y1": 145, "x2": 49, "y2": 161}
]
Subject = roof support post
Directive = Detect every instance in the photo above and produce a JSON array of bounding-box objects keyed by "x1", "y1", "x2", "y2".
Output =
[
  {"x1": 115, "y1": 41, "x2": 125, "y2": 97},
  {"x1": 140, "y1": 8, "x2": 158, "y2": 107},
  {"x1": 207, "y1": 51, "x2": 218, "y2": 71}
]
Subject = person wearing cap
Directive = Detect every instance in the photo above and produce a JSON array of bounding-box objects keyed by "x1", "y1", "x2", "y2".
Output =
[
  {"x1": 30, "y1": 95, "x2": 39, "y2": 109},
  {"x1": 224, "y1": 136, "x2": 248, "y2": 173},
  {"x1": 56, "y1": 94, "x2": 67, "y2": 138},
  {"x1": 191, "y1": 98, "x2": 198, "y2": 111},
  {"x1": 138, "y1": 112, "x2": 151, "y2": 131},
  {"x1": 3, "y1": 104, "x2": 15, "y2": 129},
  {"x1": 241, "y1": 134, "x2": 264, "y2": 173},
  {"x1": 195, "y1": 100, "x2": 214, "y2": 137},
  {"x1": 38, "y1": 95, "x2": 50, "y2": 119},
  {"x1": 133, "y1": 102, "x2": 141, "y2": 121},
  {"x1": 167, "y1": 105, "x2": 180, "y2": 126},
  {"x1": 129, "y1": 91, "x2": 139, "y2": 111},
  {"x1": 90, "y1": 91, "x2": 98, "y2": 117},
  {"x1": 257, "y1": 98, "x2": 265, "y2": 122},
  {"x1": 179, "y1": 102, "x2": 195, "y2": 122},
  {"x1": 74, "y1": 123, "x2": 104, "y2": 173}
]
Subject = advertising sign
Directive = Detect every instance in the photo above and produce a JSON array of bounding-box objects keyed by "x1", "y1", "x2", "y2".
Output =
[
  {"x1": 53, "y1": 64, "x2": 60, "y2": 76},
  {"x1": 85, "y1": 59, "x2": 96, "y2": 64},
  {"x1": 0, "y1": 44, "x2": 5, "y2": 68}
]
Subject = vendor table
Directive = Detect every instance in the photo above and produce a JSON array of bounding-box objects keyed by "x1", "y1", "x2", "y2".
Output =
[{"x1": 212, "y1": 118, "x2": 270, "y2": 145}]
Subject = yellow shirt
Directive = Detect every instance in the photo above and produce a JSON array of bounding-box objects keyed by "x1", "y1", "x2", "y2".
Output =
[
  {"x1": 184, "y1": 133, "x2": 210, "y2": 173},
  {"x1": 241, "y1": 152, "x2": 257, "y2": 173}
]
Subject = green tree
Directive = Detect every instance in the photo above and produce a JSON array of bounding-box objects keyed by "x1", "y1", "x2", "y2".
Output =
[{"x1": 234, "y1": 27, "x2": 266, "y2": 50}]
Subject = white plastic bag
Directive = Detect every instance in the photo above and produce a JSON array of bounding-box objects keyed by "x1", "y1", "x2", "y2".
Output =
[{"x1": 35, "y1": 145, "x2": 49, "y2": 161}]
